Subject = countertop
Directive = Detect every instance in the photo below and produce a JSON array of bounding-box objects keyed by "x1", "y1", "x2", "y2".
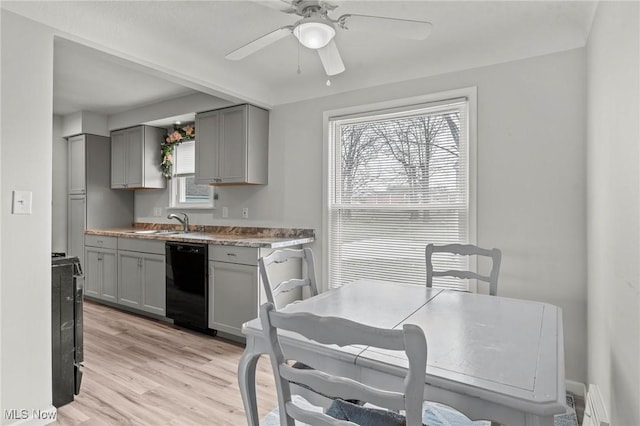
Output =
[{"x1": 85, "y1": 223, "x2": 315, "y2": 249}]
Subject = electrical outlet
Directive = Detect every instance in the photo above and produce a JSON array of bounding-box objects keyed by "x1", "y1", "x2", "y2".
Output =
[
  {"x1": 242, "y1": 207, "x2": 249, "y2": 219},
  {"x1": 153, "y1": 207, "x2": 163, "y2": 217},
  {"x1": 222, "y1": 206, "x2": 229, "y2": 218}
]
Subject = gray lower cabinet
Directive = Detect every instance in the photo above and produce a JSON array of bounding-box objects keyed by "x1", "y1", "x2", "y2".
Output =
[
  {"x1": 208, "y1": 245, "x2": 301, "y2": 338},
  {"x1": 85, "y1": 235, "x2": 165, "y2": 317},
  {"x1": 117, "y1": 251, "x2": 144, "y2": 309},
  {"x1": 141, "y1": 253, "x2": 165, "y2": 316},
  {"x1": 84, "y1": 235, "x2": 118, "y2": 302},
  {"x1": 117, "y1": 238, "x2": 166, "y2": 316},
  {"x1": 85, "y1": 248, "x2": 117, "y2": 302},
  {"x1": 118, "y1": 249, "x2": 165, "y2": 316},
  {"x1": 208, "y1": 260, "x2": 259, "y2": 336}
]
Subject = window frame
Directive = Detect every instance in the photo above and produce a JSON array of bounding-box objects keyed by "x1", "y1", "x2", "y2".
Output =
[
  {"x1": 322, "y1": 87, "x2": 478, "y2": 292},
  {"x1": 169, "y1": 140, "x2": 215, "y2": 210}
]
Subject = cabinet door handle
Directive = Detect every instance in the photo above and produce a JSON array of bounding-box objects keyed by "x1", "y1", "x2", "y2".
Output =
[
  {"x1": 226, "y1": 253, "x2": 237, "y2": 257},
  {"x1": 98, "y1": 254, "x2": 103, "y2": 261}
]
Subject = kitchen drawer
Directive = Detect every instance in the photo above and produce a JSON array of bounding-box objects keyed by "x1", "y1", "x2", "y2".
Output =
[
  {"x1": 209, "y1": 245, "x2": 258, "y2": 265},
  {"x1": 118, "y1": 237, "x2": 165, "y2": 255},
  {"x1": 85, "y1": 235, "x2": 117, "y2": 249}
]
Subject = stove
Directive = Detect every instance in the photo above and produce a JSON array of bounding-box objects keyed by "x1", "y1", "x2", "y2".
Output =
[{"x1": 51, "y1": 254, "x2": 83, "y2": 407}]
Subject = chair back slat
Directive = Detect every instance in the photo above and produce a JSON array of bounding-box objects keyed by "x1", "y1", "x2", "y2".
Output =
[
  {"x1": 280, "y1": 365, "x2": 405, "y2": 411},
  {"x1": 269, "y1": 310, "x2": 406, "y2": 350},
  {"x1": 432, "y1": 270, "x2": 490, "y2": 282},
  {"x1": 426, "y1": 243, "x2": 502, "y2": 296},
  {"x1": 285, "y1": 402, "x2": 356, "y2": 426},
  {"x1": 272, "y1": 278, "x2": 311, "y2": 296},
  {"x1": 259, "y1": 248, "x2": 319, "y2": 308},
  {"x1": 260, "y1": 303, "x2": 427, "y2": 426}
]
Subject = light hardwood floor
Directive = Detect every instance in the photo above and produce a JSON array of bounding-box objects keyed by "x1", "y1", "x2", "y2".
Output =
[{"x1": 54, "y1": 301, "x2": 277, "y2": 425}]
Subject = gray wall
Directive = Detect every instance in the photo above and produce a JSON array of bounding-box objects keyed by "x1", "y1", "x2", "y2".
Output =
[
  {"x1": 587, "y1": 2, "x2": 640, "y2": 424},
  {"x1": 133, "y1": 48, "x2": 589, "y2": 383},
  {"x1": 52, "y1": 115, "x2": 68, "y2": 253}
]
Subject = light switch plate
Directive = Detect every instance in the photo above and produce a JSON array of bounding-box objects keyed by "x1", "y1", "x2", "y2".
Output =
[
  {"x1": 242, "y1": 207, "x2": 249, "y2": 219},
  {"x1": 222, "y1": 206, "x2": 229, "y2": 218},
  {"x1": 12, "y1": 190, "x2": 32, "y2": 215}
]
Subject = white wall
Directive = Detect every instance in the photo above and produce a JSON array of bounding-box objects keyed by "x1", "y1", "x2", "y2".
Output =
[
  {"x1": 1, "y1": 10, "x2": 55, "y2": 423},
  {"x1": 586, "y1": 2, "x2": 640, "y2": 424},
  {"x1": 52, "y1": 116, "x2": 68, "y2": 253}
]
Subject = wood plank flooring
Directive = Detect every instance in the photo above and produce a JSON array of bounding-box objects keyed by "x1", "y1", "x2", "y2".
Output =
[{"x1": 54, "y1": 301, "x2": 277, "y2": 425}]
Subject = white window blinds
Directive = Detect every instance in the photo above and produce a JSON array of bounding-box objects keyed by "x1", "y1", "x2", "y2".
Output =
[
  {"x1": 174, "y1": 140, "x2": 195, "y2": 175},
  {"x1": 327, "y1": 98, "x2": 471, "y2": 290}
]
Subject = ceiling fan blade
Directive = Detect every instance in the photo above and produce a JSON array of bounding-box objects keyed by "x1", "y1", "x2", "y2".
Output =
[
  {"x1": 253, "y1": 0, "x2": 293, "y2": 12},
  {"x1": 338, "y1": 14, "x2": 433, "y2": 40},
  {"x1": 317, "y1": 39, "x2": 345, "y2": 76},
  {"x1": 225, "y1": 27, "x2": 292, "y2": 60}
]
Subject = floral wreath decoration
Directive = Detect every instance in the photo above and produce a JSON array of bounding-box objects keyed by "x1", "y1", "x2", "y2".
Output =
[{"x1": 161, "y1": 123, "x2": 195, "y2": 179}]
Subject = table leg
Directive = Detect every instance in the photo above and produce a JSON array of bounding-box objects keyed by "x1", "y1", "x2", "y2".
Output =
[{"x1": 238, "y1": 336, "x2": 262, "y2": 426}]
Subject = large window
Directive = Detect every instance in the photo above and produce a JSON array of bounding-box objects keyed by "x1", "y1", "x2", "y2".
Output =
[
  {"x1": 327, "y1": 94, "x2": 474, "y2": 291},
  {"x1": 170, "y1": 140, "x2": 214, "y2": 209}
]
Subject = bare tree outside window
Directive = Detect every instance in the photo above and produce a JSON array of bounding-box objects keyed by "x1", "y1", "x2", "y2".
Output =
[{"x1": 328, "y1": 99, "x2": 470, "y2": 290}]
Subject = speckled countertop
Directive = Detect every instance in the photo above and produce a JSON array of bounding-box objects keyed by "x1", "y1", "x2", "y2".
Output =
[{"x1": 85, "y1": 223, "x2": 315, "y2": 249}]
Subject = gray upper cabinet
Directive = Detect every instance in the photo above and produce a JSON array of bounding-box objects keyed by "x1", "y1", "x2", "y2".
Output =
[
  {"x1": 111, "y1": 125, "x2": 165, "y2": 189},
  {"x1": 68, "y1": 135, "x2": 86, "y2": 194},
  {"x1": 195, "y1": 104, "x2": 269, "y2": 185}
]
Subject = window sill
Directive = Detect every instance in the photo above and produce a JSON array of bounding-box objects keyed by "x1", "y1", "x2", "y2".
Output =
[{"x1": 167, "y1": 204, "x2": 215, "y2": 211}]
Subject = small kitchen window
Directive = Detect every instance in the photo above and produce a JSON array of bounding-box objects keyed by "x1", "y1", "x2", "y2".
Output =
[{"x1": 170, "y1": 140, "x2": 214, "y2": 209}]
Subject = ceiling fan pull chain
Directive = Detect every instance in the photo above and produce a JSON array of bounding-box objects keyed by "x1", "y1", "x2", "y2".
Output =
[{"x1": 297, "y1": 39, "x2": 302, "y2": 74}]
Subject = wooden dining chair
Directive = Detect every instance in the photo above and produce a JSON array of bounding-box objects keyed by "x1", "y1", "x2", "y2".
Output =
[
  {"x1": 259, "y1": 248, "x2": 319, "y2": 309},
  {"x1": 425, "y1": 243, "x2": 502, "y2": 296},
  {"x1": 260, "y1": 302, "x2": 428, "y2": 426}
]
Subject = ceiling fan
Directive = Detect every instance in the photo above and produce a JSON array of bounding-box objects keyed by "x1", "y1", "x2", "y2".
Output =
[{"x1": 225, "y1": 0, "x2": 433, "y2": 76}]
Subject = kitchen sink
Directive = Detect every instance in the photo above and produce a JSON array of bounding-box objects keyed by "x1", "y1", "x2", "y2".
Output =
[
  {"x1": 156, "y1": 230, "x2": 184, "y2": 235},
  {"x1": 128, "y1": 230, "x2": 184, "y2": 235}
]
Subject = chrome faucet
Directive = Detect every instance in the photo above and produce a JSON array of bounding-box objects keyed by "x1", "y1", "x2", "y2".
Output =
[{"x1": 167, "y1": 212, "x2": 189, "y2": 232}]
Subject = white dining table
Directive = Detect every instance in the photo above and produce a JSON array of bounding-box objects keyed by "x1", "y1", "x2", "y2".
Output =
[{"x1": 238, "y1": 279, "x2": 566, "y2": 426}]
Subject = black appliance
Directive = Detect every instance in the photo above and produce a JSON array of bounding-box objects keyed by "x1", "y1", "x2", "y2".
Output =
[
  {"x1": 165, "y1": 242, "x2": 210, "y2": 333},
  {"x1": 51, "y1": 254, "x2": 83, "y2": 407}
]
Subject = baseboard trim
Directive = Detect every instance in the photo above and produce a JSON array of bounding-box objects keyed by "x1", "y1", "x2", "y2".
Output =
[
  {"x1": 566, "y1": 379, "x2": 587, "y2": 397},
  {"x1": 583, "y1": 384, "x2": 609, "y2": 426}
]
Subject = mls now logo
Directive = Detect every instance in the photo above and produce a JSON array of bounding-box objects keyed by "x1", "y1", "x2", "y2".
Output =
[
  {"x1": 4, "y1": 409, "x2": 28, "y2": 420},
  {"x1": 4, "y1": 409, "x2": 57, "y2": 421}
]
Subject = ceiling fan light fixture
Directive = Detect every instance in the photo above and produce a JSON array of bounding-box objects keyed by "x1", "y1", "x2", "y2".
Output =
[{"x1": 293, "y1": 18, "x2": 336, "y2": 49}]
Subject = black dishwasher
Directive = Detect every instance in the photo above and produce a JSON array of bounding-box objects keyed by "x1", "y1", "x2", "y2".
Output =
[{"x1": 166, "y1": 242, "x2": 209, "y2": 332}]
